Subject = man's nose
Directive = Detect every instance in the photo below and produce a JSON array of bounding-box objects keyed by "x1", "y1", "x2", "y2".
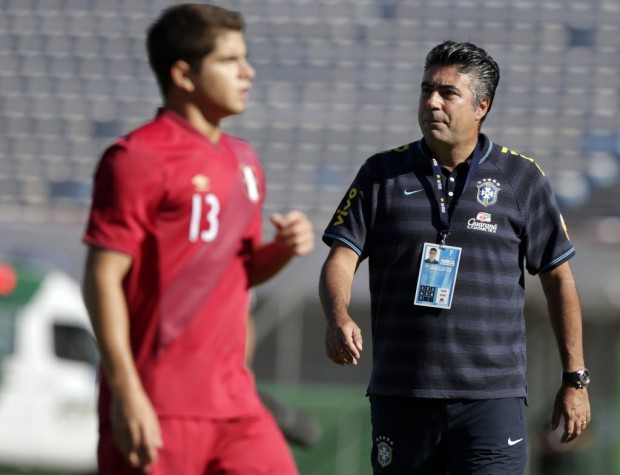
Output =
[
  {"x1": 426, "y1": 91, "x2": 442, "y2": 108},
  {"x1": 242, "y1": 59, "x2": 256, "y2": 80}
]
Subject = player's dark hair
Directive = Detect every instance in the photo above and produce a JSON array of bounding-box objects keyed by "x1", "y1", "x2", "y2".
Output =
[
  {"x1": 424, "y1": 41, "x2": 500, "y2": 124},
  {"x1": 147, "y1": 3, "x2": 245, "y2": 95}
]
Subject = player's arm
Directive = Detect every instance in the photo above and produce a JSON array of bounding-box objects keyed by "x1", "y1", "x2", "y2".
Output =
[
  {"x1": 539, "y1": 261, "x2": 590, "y2": 443},
  {"x1": 319, "y1": 241, "x2": 363, "y2": 366},
  {"x1": 245, "y1": 308, "x2": 256, "y2": 370},
  {"x1": 82, "y1": 246, "x2": 162, "y2": 471},
  {"x1": 249, "y1": 210, "x2": 314, "y2": 286}
]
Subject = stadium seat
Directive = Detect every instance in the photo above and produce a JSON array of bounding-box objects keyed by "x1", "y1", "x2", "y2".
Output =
[{"x1": 0, "y1": 0, "x2": 618, "y2": 218}]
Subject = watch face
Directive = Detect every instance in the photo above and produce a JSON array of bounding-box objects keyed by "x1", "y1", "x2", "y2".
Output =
[
  {"x1": 581, "y1": 370, "x2": 591, "y2": 386},
  {"x1": 563, "y1": 369, "x2": 590, "y2": 388}
]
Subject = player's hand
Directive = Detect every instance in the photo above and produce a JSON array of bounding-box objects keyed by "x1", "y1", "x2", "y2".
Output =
[
  {"x1": 325, "y1": 315, "x2": 363, "y2": 366},
  {"x1": 551, "y1": 385, "x2": 590, "y2": 443},
  {"x1": 270, "y1": 211, "x2": 315, "y2": 257},
  {"x1": 110, "y1": 389, "x2": 163, "y2": 472}
]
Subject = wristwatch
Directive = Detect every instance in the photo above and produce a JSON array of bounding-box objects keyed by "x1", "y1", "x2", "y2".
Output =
[{"x1": 562, "y1": 369, "x2": 590, "y2": 389}]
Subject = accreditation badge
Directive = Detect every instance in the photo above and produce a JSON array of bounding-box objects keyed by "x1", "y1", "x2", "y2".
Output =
[{"x1": 414, "y1": 242, "x2": 462, "y2": 309}]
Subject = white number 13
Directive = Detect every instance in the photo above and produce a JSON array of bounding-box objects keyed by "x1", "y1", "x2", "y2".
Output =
[{"x1": 188, "y1": 193, "x2": 220, "y2": 243}]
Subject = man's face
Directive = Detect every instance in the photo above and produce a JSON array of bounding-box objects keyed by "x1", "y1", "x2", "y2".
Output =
[
  {"x1": 418, "y1": 65, "x2": 488, "y2": 147},
  {"x1": 189, "y1": 30, "x2": 255, "y2": 121},
  {"x1": 429, "y1": 249, "x2": 437, "y2": 260}
]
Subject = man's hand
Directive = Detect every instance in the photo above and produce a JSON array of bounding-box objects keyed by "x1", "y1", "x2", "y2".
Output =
[
  {"x1": 248, "y1": 210, "x2": 314, "y2": 286},
  {"x1": 551, "y1": 385, "x2": 591, "y2": 443},
  {"x1": 325, "y1": 315, "x2": 363, "y2": 366},
  {"x1": 270, "y1": 211, "x2": 315, "y2": 257},
  {"x1": 111, "y1": 389, "x2": 163, "y2": 472}
]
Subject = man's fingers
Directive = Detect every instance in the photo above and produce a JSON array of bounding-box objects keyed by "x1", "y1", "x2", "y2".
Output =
[
  {"x1": 271, "y1": 211, "x2": 310, "y2": 231},
  {"x1": 127, "y1": 450, "x2": 141, "y2": 468},
  {"x1": 326, "y1": 323, "x2": 362, "y2": 366},
  {"x1": 140, "y1": 424, "x2": 163, "y2": 469},
  {"x1": 282, "y1": 210, "x2": 305, "y2": 222},
  {"x1": 352, "y1": 327, "x2": 363, "y2": 351},
  {"x1": 270, "y1": 213, "x2": 285, "y2": 229},
  {"x1": 560, "y1": 415, "x2": 590, "y2": 443},
  {"x1": 115, "y1": 419, "x2": 162, "y2": 470},
  {"x1": 271, "y1": 211, "x2": 315, "y2": 256},
  {"x1": 114, "y1": 422, "x2": 140, "y2": 463}
]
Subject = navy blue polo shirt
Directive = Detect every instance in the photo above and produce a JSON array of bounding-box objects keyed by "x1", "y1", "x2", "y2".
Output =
[{"x1": 323, "y1": 134, "x2": 575, "y2": 399}]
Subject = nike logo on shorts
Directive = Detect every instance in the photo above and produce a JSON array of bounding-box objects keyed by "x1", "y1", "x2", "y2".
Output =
[
  {"x1": 507, "y1": 437, "x2": 524, "y2": 446},
  {"x1": 404, "y1": 189, "x2": 423, "y2": 195}
]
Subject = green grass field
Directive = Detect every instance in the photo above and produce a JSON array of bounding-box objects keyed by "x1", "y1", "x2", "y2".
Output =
[
  {"x1": 0, "y1": 384, "x2": 371, "y2": 475},
  {"x1": 1, "y1": 384, "x2": 613, "y2": 475},
  {"x1": 260, "y1": 383, "x2": 372, "y2": 475}
]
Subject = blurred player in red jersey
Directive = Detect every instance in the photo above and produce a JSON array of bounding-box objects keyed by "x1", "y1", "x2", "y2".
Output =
[{"x1": 82, "y1": 4, "x2": 313, "y2": 474}]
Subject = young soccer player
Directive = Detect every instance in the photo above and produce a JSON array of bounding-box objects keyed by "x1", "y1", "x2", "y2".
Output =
[{"x1": 82, "y1": 4, "x2": 313, "y2": 474}]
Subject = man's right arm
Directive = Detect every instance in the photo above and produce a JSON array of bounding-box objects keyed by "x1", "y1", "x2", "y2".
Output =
[
  {"x1": 318, "y1": 241, "x2": 363, "y2": 366},
  {"x1": 82, "y1": 246, "x2": 162, "y2": 471}
]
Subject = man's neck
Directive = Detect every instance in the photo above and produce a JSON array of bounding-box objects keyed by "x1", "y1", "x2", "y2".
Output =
[
  {"x1": 426, "y1": 136, "x2": 479, "y2": 172},
  {"x1": 165, "y1": 99, "x2": 222, "y2": 144}
]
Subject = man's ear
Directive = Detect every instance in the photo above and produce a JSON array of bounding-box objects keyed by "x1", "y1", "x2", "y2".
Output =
[
  {"x1": 170, "y1": 60, "x2": 195, "y2": 93},
  {"x1": 476, "y1": 98, "x2": 490, "y2": 122}
]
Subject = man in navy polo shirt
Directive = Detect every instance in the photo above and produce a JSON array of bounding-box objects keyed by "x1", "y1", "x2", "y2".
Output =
[{"x1": 319, "y1": 41, "x2": 590, "y2": 474}]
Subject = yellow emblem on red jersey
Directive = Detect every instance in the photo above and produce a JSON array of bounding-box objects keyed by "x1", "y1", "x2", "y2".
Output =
[{"x1": 192, "y1": 174, "x2": 210, "y2": 192}]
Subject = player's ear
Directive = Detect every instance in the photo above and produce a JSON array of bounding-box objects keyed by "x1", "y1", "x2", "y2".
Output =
[{"x1": 170, "y1": 60, "x2": 195, "y2": 93}]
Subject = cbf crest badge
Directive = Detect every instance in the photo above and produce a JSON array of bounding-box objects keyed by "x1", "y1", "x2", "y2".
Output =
[
  {"x1": 476, "y1": 178, "x2": 501, "y2": 207},
  {"x1": 375, "y1": 435, "x2": 394, "y2": 468}
]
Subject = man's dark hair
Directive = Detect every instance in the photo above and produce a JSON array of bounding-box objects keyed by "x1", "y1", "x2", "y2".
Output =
[
  {"x1": 424, "y1": 41, "x2": 500, "y2": 124},
  {"x1": 147, "y1": 3, "x2": 245, "y2": 95}
]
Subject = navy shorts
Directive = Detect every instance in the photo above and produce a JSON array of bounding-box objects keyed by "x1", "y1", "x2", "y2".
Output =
[{"x1": 369, "y1": 396, "x2": 527, "y2": 475}]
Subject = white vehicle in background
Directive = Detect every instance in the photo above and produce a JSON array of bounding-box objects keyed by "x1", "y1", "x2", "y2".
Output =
[{"x1": 0, "y1": 261, "x2": 98, "y2": 474}]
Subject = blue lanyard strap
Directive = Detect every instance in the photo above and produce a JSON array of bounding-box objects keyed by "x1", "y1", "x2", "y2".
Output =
[{"x1": 429, "y1": 140, "x2": 484, "y2": 245}]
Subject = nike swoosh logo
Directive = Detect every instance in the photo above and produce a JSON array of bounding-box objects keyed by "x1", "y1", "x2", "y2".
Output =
[
  {"x1": 404, "y1": 189, "x2": 423, "y2": 195},
  {"x1": 507, "y1": 437, "x2": 524, "y2": 446}
]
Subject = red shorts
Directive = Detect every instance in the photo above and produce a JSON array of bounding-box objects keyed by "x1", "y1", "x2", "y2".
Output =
[{"x1": 98, "y1": 410, "x2": 298, "y2": 475}]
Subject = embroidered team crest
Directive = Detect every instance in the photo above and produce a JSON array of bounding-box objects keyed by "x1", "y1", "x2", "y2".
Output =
[
  {"x1": 192, "y1": 174, "x2": 210, "y2": 192},
  {"x1": 476, "y1": 179, "x2": 501, "y2": 207},
  {"x1": 376, "y1": 436, "x2": 394, "y2": 468},
  {"x1": 240, "y1": 165, "x2": 260, "y2": 203}
]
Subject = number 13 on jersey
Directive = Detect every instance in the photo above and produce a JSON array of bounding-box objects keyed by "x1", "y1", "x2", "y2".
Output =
[{"x1": 188, "y1": 193, "x2": 220, "y2": 243}]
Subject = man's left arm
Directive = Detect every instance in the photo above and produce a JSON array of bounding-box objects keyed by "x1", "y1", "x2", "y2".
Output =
[
  {"x1": 539, "y1": 261, "x2": 591, "y2": 443},
  {"x1": 249, "y1": 210, "x2": 315, "y2": 286}
]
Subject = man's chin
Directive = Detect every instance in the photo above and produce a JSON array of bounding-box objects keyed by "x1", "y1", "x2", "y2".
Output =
[
  {"x1": 424, "y1": 129, "x2": 448, "y2": 143},
  {"x1": 221, "y1": 104, "x2": 247, "y2": 119}
]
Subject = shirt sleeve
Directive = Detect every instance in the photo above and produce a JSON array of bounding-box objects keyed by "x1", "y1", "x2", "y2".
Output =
[
  {"x1": 83, "y1": 142, "x2": 163, "y2": 257},
  {"x1": 322, "y1": 159, "x2": 373, "y2": 259},
  {"x1": 233, "y1": 142, "x2": 265, "y2": 272},
  {"x1": 522, "y1": 166, "x2": 575, "y2": 275},
  {"x1": 243, "y1": 166, "x2": 264, "y2": 248},
  {"x1": 239, "y1": 143, "x2": 265, "y2": 248}
]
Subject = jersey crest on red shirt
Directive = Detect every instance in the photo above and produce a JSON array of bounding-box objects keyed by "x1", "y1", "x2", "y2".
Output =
[{"x1": 192, "y1": 174, "x2": 210, "y2": 192}]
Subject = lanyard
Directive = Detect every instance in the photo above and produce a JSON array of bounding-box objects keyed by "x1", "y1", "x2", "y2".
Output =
[{"x1": 429, "y1": 140, "x2": 484, "y2": 245}]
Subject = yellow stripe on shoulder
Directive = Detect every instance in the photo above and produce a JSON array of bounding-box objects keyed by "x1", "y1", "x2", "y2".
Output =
[
  {"x1": 391, "y1": 144, "x2": 410, "y2": 153},
  {"x1": 501, "y1": 147, "x2": 546, "y2": 176}
]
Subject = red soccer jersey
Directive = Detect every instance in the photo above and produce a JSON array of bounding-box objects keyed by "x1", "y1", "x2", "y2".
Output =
[{"x1": 84, "y1": 108, "x2": 265, "y2": 422}]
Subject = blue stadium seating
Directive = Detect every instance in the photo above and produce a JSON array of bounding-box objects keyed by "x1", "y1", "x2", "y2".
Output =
[{"x1": 0, "y1": 0, "x2": 618, "y2": 215}]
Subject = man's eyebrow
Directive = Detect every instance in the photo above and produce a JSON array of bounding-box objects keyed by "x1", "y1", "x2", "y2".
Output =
[{"x1": 421, "y1": 81, "x2": 459, "y2": 90}]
